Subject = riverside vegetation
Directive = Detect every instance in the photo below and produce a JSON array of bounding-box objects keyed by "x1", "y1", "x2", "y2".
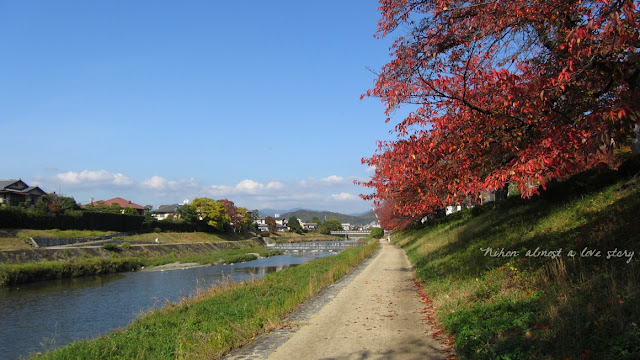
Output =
[
  {"x1": 393, "y1": 163, "x2": 640, "y2": 359},
  {"x1": 0, "y1": 247, "x2": 282, "y2": 287},
  {"x1": 0, "y1": 232, "x2": 342, "y2": 286},
  {"x1": 30, "y1": 239, "x2": 379, "y2": 360}
]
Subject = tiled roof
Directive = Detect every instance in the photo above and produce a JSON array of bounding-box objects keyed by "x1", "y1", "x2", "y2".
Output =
[
  {"x1": 24, "y1": 186, "x2": 47, "y2": 195},
  {"x1": 156, "y1": 204, "x2": 179, "y2": 213},
  {"x1": 0, "y1": 179, "x2": 25, "y2": 190},
  {"x1": 91, "y1": 197, "x2": 144, "y2": 210},
  {"x1": 0, "y1": 179, "x2": 20, "y2": 189},
  {"x1": 0, "y1": 179, "x2": 45, "y2": 195}
]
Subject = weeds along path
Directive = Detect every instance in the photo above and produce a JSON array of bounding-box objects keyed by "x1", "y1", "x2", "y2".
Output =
[{"x1": 225, "y1": 239, "x2": 453, "y2": 360}]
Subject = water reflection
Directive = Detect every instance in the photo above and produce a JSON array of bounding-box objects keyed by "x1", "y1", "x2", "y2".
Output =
[{"x1": 0, "y1": 252, "x2": 334, "y2": 360}]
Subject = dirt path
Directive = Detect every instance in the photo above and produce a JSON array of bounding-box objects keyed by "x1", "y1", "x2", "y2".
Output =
[{"x1": 225, "y1": 239, "x2": 453, "y2": 360}]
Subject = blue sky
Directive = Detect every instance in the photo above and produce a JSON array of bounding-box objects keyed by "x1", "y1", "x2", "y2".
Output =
[{"x1": 1, "y1": 0, "x2": 401, "y2": 214}]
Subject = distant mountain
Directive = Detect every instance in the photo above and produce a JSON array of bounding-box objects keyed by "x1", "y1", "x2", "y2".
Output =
[
  {"x1": 281, "y1": 209, "x2": 377, "y2": 226},
  {"x1": 257, "y1": 208, "x2": 303, "y2": 217},
  {"x1": 348, "y1": 210, "x2": 375, "y2": 216}
]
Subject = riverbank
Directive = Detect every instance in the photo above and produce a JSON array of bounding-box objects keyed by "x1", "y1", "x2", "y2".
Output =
[
  {"x1": 267, "y1": 232, "x2": 342, "y2": 243},
  {"x1": 0, "y1": 230, "x2": 256, "y2": 251},
  {"x1": 30, "y1": 240, "x2": 379, "y2": 360},
  {"x1": 0, "y1": 239, "x2": 264, "y2": 264},
  {"x1": 392, "y1": 167, "x2": 640, "y2": 359},
  {"x1": 0, "y1": 242, "x2": 282, "y2": 287}
]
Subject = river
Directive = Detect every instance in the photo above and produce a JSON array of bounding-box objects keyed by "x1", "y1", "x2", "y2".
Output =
[{"x1": 0, "y1": 250, "x2": 337, "y2": 360}]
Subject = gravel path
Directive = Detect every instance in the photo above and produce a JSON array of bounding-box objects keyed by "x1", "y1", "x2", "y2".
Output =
[{"x1": 224, "y1": 239, "x2": 453, "y2": 360}]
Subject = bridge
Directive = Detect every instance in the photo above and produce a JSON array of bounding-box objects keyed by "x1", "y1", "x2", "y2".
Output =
[
  {"x1": 330, "y1": 230, "x2": 372, "y2": 239},
  {"x1": 272, "y1": 241, "x2": 362, "y2": 252}
]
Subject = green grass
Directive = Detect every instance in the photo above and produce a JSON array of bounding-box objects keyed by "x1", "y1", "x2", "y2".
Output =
[
  {"x1": 19, "y1": 229, "x2": 116, "y2": 239},
  {"x1": 30, "y1": 240, "x2": 379, "y2": 360},
  {"x1": 140, "y1": 247, "x2": 283, "y2": 267},
  {"x1": 123, "y1": 231, "x2": 255, "y2": 244},
  {"x1": 0, "y1": 257, "x2": 143, "y2": 286},
  {"x1": 0, "y1": 247, "x2": 283, "y2": 287},
  {"x1": 269, "y1": 232, "x2": 341, "y2": 243},
  {"x1": 393, "y1": 165, "x2": 640, "y2": 359}
]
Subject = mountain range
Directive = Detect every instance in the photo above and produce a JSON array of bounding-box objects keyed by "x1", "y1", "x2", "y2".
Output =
[{"x1": 278, "y1": 209, "x2": 378, "y2": 226}]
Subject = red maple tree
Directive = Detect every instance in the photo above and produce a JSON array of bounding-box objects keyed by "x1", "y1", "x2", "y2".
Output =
[
  {"x1": 360, "y1": 0, "x2": 640, "y2": 228},
  {"x1": 218, "y1": 199, "x2": 242, "y2": 232}
]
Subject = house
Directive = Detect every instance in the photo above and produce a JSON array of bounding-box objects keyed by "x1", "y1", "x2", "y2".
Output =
[
  {"x1": 341, "y1": 223, "x2": 352, "y2": 231},
  {"x1": 83, "y1": 197, "x2": 145, "y2": 215},
  {"x1": 0, "y1": 179, "x2": 47, "y2": 207},
  {"x1": 153, "y1": 204, "x2": 180, "y2": 220},
  {"x1": 364, "y1": 221, "x2": 381, "y2": 229},
  {"x1": 301, "y1": 221, "x2": 318, "y2": 231},
  {"x1": 273, "y1": 214, "x2": 287, "y2": 226},
  {"x1": 445, "y1": 205, "x2": 462, "y2": 215}
]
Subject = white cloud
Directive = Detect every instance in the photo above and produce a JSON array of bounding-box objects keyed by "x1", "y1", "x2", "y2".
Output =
[
  {"x1": 209, "y1": 184, "x2": 234, "y2": 196},
  {"x1": 141, "y1": 176, "x2": 199, "y2": 192},
  {"x1": 235, "y1": 179, "x2": 263, "y2": 194},
  {"x1": 208, "y1": 179, "x2": 285, "y2": 197},
  {"x1": 323, "y1": 175, "x2": 344, "y2": 183},
  {"x1": 141, "y1": 175, "x2": 167, "y2": 189},
  {"x1": 331, "y1": 192, "x2": 358, "y2": 201},
  {"x1": 299, "y1": 175, "x2": 350, "y2": 187},
  {"x1": 56, "y1": 170, "x2": 133, "y2": 186},
  {"x1": 266, "y1": 181, "x2": 284, "y2": 190}
]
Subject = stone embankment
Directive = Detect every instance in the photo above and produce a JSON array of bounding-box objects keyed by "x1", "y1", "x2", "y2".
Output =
[{"x1": 0, "y1": 239, "x2": 264, "y2": 264}]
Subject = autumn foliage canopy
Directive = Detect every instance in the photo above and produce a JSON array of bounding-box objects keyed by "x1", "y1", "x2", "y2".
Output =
[{"x1": 360, "y1": 0, "x2": 640, "y2": 229}]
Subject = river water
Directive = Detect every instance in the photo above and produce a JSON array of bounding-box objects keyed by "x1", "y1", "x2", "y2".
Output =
[{"x1": 0, "y1": 250, "x2": 336, "y2": 360}]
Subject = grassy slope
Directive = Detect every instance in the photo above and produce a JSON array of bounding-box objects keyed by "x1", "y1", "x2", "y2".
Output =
[
  {"x1": 0, "y1": 230, "x2": 253, "y2": 251},
  {"x1": 0, "y1": 229, "x2": 117, "y2": 251},
  {"x1": 268, "y1": 232, "x2": 341, "y2": 243},
  {"x1": 394, "y1": 166, "x2": 640, "y2": 359}
]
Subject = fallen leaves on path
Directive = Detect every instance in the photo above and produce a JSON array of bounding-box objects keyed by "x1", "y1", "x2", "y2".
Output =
[{"x1": 414, "y1": 279, "x2": 457, "y2": 357}]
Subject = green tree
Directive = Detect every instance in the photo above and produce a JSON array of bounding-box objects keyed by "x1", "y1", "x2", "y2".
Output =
[
  {"x1": 176, "y1": 204, "x2": 198, "y2": 224},
  {"x1": 288, "y1": 216, "x2": 303, "y2": 234},
  {"x1": 319, "y1": 218, "x2": 343, "y2": 234},
  {"x1": 109, "y1": 203, "x2": 123, "y2": 214},
  {"x1": 34, "y1": 194, "x2": 79, "y2": 215},
  {"x1": 123, "y1": 207, "x2": 138, "y2": 216},
  {"x1": 191, "y1": 197, "x2": 230, "y2": 231},
  {"x1": 237, "y1": 207, "x2": 254, "y2": 232},
  {"x1": 370, "y1": 227, "x2": 384, "y2": 239},
  {"x1": 324, "y1": 218, "x2": 343, "y2": 232}
]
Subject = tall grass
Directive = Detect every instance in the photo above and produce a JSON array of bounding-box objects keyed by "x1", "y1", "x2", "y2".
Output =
[
  {"x1": 31, "y1": 240, "x2": 379, "y2": 360},
  {"x1": 0, "y1": 247, "x2": 283, "y2": 287},
  {"x1": 0, "y1": 258, "x2": 143, "y2": 286},
  {"x1": 394, "y1": 167, "x2": 640, "y2": 359}
]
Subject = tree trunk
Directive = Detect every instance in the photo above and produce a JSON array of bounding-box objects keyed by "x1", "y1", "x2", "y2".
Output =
[
  {"x1": 495, "y1": 183, "x2": 510, "y2": 201},
  {"x1": 632, "y1": 124, "x2": 640, "y2": 155}
]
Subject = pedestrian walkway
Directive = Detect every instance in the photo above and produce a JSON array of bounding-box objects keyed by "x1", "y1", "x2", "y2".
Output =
[{"x1": 224, "y1": 239, "x2": 453, "y2": 360}]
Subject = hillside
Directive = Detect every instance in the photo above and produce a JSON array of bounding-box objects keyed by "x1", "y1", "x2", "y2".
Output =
[
  {"x1": 391, "y1": 157, "x2": 640, "y2": 359},
  {"x1": 281, "y1": 209, "x2": 377, "y2": 226}
]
